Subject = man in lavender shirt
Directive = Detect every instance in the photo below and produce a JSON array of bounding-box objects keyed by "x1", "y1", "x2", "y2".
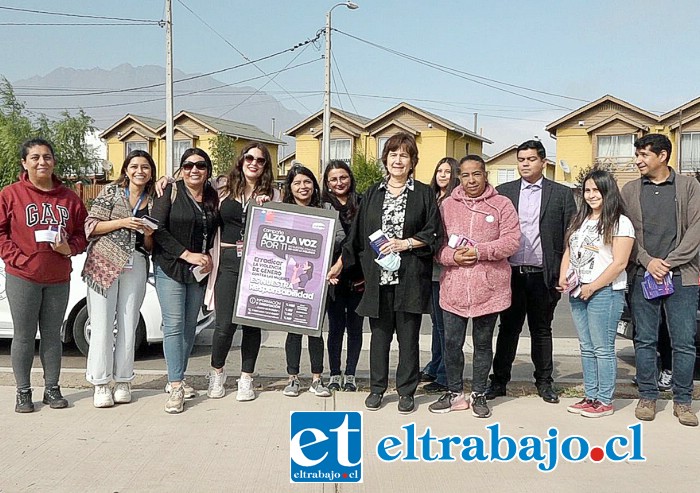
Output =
[{"x1": 486, "y1": 140, "x2": 576, "y2": 403}]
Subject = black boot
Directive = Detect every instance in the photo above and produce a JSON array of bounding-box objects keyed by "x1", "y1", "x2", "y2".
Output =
[
  {"x1": 15, "y1": 389, "x2": 34, "y2": 413},
  {"x1": 42, "y1": 385, "x2": 68, "y2": 409}
]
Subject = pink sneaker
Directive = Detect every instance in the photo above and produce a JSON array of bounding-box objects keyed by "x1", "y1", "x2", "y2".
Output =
[
  {"x1": 580, "y1": 400, "x2": 614, "y2": 418},
  {"x1": 567, "y1": 398, "x2": 594, "y2": 414}
]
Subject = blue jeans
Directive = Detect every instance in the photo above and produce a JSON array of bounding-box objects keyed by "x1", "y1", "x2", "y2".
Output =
[
  {"x1": 631, "y1": 274, "x2": 698, "y2": 403},
  {"x1": 155, "y1": 265, "x2": 205, "y2": 382},
  {"x1": 422, "y1": 282, "x2": 447, "y2": 386},
  {"x1": 570, "y1": 286, "x2": 624, "y2": 405}
]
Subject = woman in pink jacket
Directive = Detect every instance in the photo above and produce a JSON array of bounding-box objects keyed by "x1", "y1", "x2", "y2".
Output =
[{"x1": 429, "y1": 155, "x2": 520, "y2": 419}]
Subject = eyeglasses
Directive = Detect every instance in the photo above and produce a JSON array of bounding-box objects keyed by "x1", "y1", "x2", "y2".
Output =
[
  {"x1": 182, "y1": 161, "x2": 208, "y2": 171},
  {"x1": 244, "y1": 154, "x2": 266, "y2": 166}
]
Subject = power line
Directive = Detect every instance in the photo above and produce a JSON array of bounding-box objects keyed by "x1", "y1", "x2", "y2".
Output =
[
  {"x1": 0, "y1": 5, "x2": 163, "y2": 24},
  {"x1": 333, "y1": 28, "x2": 582, "y2": 111},
  {"x1": 175, "y1": 0, "x2": 313, "y2": 114},
  {"x1": 331, "y1": 51, "x2": 359, "y2": 115},
  {"x1": 0, "y1": 22, "x2": 159, "y2": 26},
  {"x1": 218, "y1": 43, "x2": 312, "y2": 119}
]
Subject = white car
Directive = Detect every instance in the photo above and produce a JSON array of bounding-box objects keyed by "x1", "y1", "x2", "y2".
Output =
[{"x1": 0, "y1": 254, "x2": 215, "y2": 356}]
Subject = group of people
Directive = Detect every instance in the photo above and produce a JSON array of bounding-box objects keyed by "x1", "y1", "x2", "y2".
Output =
[
  {"x1": 414, "y1": 134, "x2": 698, "y2": 426},
  {"x1": 0, "y1": 132, "x2": 697, "y2": 426}
]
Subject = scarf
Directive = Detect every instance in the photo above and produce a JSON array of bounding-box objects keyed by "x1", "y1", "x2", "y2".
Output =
[{"x1": 81, "y1": 183, "x2": 150, "y2": 296}]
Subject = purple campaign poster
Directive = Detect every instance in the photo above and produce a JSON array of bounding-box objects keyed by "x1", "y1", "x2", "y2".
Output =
[{"x1": 232, "y1": 202, "x2": 338, "y2": 336}]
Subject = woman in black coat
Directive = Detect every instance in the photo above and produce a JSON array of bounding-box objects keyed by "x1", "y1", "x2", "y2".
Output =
[{"x1": 328, "y1": 132, "x2": 441, "y2": 414}]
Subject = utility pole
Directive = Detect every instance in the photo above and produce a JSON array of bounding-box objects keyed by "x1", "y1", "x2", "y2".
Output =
[
  {"x1": 473, "y1": 113, "x2": 478, "y2": 133},
  {"x1": 165, "y1": 0, "x2": 175, "y2": 176}
]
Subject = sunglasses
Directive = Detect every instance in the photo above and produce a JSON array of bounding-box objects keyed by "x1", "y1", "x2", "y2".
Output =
[
  {"x1": 182, "y1": 161, "x2": 208, "y2": 171},
  {"x1": 244, "y1": 154, "x2": 267, "y2": 166}
]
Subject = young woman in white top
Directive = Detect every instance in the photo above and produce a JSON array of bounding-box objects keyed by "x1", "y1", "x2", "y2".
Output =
[{"x1": 558, "y1": 169, "x2": 635, "y2": 418}]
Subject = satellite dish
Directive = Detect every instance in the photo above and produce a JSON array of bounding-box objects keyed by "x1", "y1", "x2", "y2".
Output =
[
  {"x1": 101, "y1": 160, "x2": 114, "y2": 173},
  {"x1": 559, "y1": 160, "x2": 571, "y2": 173}
]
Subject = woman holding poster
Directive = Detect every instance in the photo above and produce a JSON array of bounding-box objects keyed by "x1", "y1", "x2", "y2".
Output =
[
  {"x1": 205, "y1": 143, "x2": 281, "y2": 402},
  {"x1": 281, "y1": 164, "x2": 336, "y2": 398},
  {"x1": 322, "y1": 160, "x2": 364, "y2": 392},
  {"x1": 330, "y1": 132, "x2": 441, "y2": 414}
]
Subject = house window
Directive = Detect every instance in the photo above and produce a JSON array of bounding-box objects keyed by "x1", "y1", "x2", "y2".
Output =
[
  {"x1": 596, "y1": 134, "x2": 635, "y2": 166},
  {"x1": 680, "y1": 132, "x2": 700, "y2": 172},
  {"x1": 173, "y1": 139, "x2": 192, "y2": 161},
  {"x1": 377, "y1": 137, "x2": 389, "y2": 159},
  {"x1": 497, "y1": 169, "x2": 516, "y2": 184},
  {"x1": 330, "y1": 138, "x2": 352, "y2": 164},
  {"x1": 125, "y1": 141, "x2": 148, "y2": 154}
]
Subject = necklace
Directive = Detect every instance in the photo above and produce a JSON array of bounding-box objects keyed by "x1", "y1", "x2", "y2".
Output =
[{"x1": 387, "y1": 182, "x2": 406, "y2": 189}]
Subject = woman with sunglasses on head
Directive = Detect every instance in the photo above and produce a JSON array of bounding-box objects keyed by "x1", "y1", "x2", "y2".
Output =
[
  {"x1": 82, "y1": 150, "x2": 156, "y2": 408},
  {"x1": 328, "y1": 132, "x2": 442, "y2": 414},
  {"x1": 282, "y1": 164, "x2": 344, "y2": 398},
  {"x1": 559, "y1": 169, "x2": 634, "y2": 418},
  {"x1": 322, "y1": 160, "x2": 364, "y2": 392},
  {"x1": 152, "y1": 148, "x2": 218, "y2": 414},
  {"x1": 0, "y1": 138, "x2": 88, "y2": 413},
  {"x1": 205, "y1": 143, "x2": 281, "y2": 401},
  {"x1": 421, "y1": 157, "x2": 459, "y2": 393}
]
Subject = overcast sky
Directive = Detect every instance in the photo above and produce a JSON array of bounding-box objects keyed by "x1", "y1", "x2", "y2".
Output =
[{"x1": 2, "y1": 0, "x2": 699, "y2": 156}]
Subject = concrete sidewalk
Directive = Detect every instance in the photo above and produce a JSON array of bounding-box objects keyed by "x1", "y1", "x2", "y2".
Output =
[{"x1": 0, "y1": 385, "x2": 697, "y2": 492}]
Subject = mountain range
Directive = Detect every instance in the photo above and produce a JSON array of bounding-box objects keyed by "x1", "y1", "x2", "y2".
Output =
[{"x1": 12, "y1": 63, "x2": 306, "y2": 154}]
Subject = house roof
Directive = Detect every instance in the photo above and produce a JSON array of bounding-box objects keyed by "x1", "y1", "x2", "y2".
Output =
[
  {"x1": 367, "y1": 102, "x2": 492, "y2": 143},
  {"x1": 545, "y1": 95, "x2": 659, "y2": 133},
  {"x1": 160, "y1": 111, "x2": 284, "y2": 145},
  {"x1": 660, "y1": 96, "x2": 700, "y2": 121},
  {"x1": 284, "y1": 108, "x2": 370, "y2": 136},
  {"x1": 485, "y1": 145, "x2": 517, "y2": 163},
  {"x1": 668, "y1": 109, "x2": 700, "y2": 130},
  {"x1": 368, "y1": 119, "x2": 420, "y2": 137},
  {"x1": 586, "y1": 113, "x2": 650, "y2": 133},
  {"x1": 99, "y1": 114, "x2": 164, "y2": 139}
]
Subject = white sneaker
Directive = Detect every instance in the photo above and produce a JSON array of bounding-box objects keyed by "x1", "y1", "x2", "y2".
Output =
[
  {"x1": 164, "y1": 385, "x2": 185, "y2": 414},
  {"x1": 165, "y1": 380, "x2": 196, "y2": 399},
  {"x1": 93, "y1": 384, "x2": 114, "y2": 408},
  {"x1": 113, "y1": 382, "x2": 132, "y2": 404},
  {"x1": 236, "y1": 375, "x2": 255, "y2": 402},
  {"x1": 310, "y1": 378, "x2": 331, "y2": 397},
  {"x1": 658, "y1": 369, "x2": 673, "y2": 392},
  {"x1": 283, "y1": 376, "x2": 300, "y2": 397},
  {"x1": 207, "y1": 369, "x2": 227, "y2": 399}
]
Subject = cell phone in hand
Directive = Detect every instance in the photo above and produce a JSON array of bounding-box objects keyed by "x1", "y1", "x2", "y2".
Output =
[{"x1": 141, "y1": 215, "x2": 159, "y2": 230}]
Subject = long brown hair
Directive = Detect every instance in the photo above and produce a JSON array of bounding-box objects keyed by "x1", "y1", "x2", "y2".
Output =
[
  {"x1": 224, "y1": 142, "x2": 275, "y2": 199},
  {"x1": 565, "y1": 169, "x2": 625, "y2": 245}
]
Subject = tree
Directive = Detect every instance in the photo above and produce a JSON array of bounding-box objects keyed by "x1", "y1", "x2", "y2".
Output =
[
  {"x1": 0, "y1": 78, "x2": 99, "y2": 188},
  {"x1": 351, "y1": 149, "x2": 384, "y2": 194},
  {"x1": 574, "y1": 160, "x2": 613, "y2": 187},
  {"x1": 0, "y1": 78, "x2": 33, "y2": 188},
  {"x1": 210, "y1": 133, "x2": 237, "y2": 176}
]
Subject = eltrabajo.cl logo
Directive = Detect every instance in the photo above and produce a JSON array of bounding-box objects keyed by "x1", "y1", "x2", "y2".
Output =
[{"x1": 290, "y1": 411, "x2": 362, "y2": 483}]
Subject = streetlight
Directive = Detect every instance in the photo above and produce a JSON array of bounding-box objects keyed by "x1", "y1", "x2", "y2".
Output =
[{"x1": 322, "y1": 1, "x2": 359, "y2": 169}]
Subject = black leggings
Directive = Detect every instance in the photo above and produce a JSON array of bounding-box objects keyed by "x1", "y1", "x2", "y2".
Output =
[
  {"x1": 210, "y1": 248, "x2": 261, "y2": 373},
  {"x1": 7, "y1": 273, "x2": 69, "y2": 390},
  {"x1": 285, "y1": 333, "x2": 324, "y2": 375},
  {"x1": 326, "y1": 284, "x2": 364, "y2": 376}
]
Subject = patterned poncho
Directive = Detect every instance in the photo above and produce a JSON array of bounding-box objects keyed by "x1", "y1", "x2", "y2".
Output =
[{"x1": 81, "y1": 183, "x2": 151, "y2": 296}]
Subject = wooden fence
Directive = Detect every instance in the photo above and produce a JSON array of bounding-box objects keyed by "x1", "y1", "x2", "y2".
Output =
[{"x1": 74, "y1": 183, "x2": 106, "y2": 206}]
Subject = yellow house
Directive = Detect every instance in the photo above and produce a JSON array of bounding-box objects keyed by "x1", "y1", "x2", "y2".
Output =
[
  {"x1": 285, "y1": 102, "x2": 492, "y2": 184},
  {"x1": 100, "y1": 111, "x2": 284, "y2": 179},
  {"x1": 545, "y1": 95, "x2": 666, "y2": 187},
  {"x1": 660, "y1": 96, "x2": 700, "y2": 173},
  {"x1": 486, "y1": 145, "x2": 555, "y2": 187}
]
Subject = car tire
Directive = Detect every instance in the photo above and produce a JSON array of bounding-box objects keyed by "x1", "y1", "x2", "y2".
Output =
[{"x1": 72, "y1": 305, "x2": 147, "y2": 357}]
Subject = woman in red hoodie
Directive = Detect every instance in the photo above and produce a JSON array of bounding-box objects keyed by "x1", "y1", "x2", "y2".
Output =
[
  {"x1": 0, "y1": 138, "x2": 88, "y2": 413},
  {"x1": 429, "y1": 155, "x2": 520, "y2": 419}
]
